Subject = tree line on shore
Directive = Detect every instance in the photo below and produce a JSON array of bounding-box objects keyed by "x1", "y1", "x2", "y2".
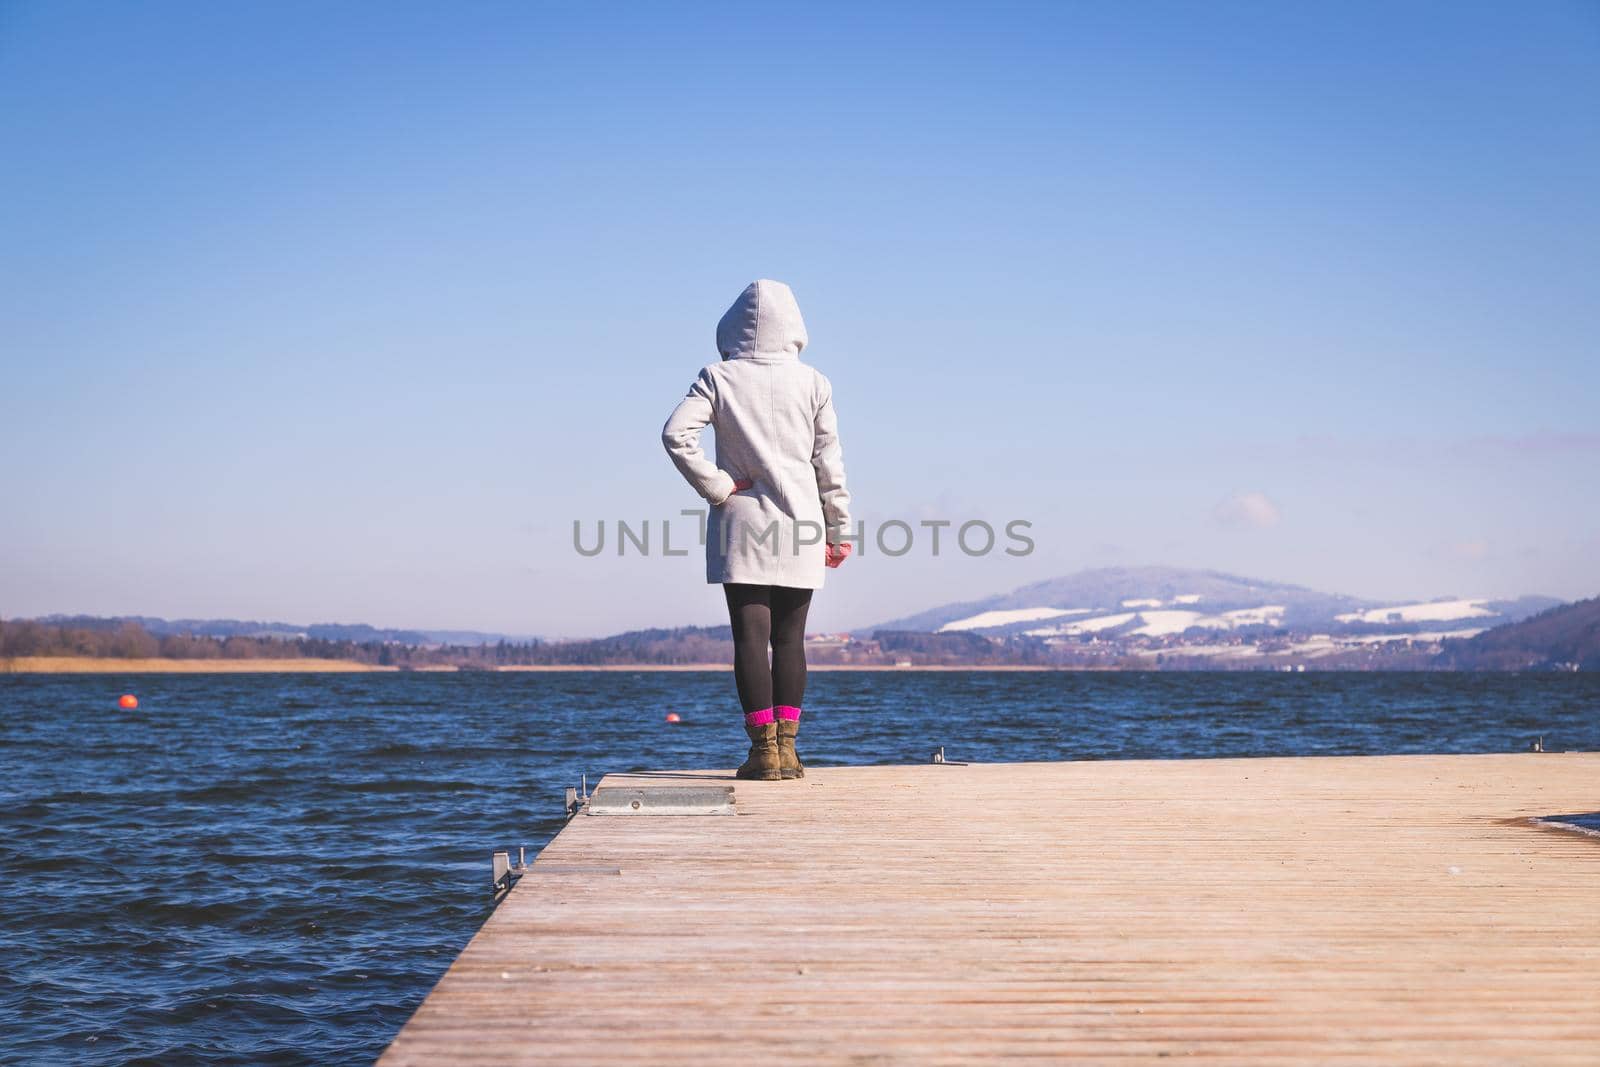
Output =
[
  {"x1": 0, "y1": 617, "x2": 734, "y2": 667},
  {"x1": 0, "y1": 616, "x2": 1107, "y2": 668},
  {"x1": 12, "y1": 609, "x2": 1587, "y2": 670}
]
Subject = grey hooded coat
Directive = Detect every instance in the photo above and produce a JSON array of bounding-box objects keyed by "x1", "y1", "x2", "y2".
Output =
[{"x1": 662, "y1": 280, "x2": 851, "y2": 589}]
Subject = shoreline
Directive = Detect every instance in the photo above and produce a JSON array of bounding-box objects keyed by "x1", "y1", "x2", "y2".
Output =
[
  {"x1": 2, "y1": 657, "x2": 398, "y2": 674},
  {"x1": 496, "y1": 663, "x2": 1089, "y2": 672},
  {"x1": 2, "y1": 657, "x2": 1091, "y2": 675}
]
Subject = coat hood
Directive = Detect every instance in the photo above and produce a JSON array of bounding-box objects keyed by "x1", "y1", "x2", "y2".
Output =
[{"x1": 716, "y1": 279, "x2": 808, "y2": 360}]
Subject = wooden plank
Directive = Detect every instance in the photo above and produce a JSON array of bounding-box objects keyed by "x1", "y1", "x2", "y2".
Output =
[{"x1": 379, "y1": 753, "x2": 1600, "y2": 1065}]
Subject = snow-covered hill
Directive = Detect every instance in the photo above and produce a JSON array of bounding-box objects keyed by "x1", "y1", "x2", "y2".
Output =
[{"x1": 864, "y1": 567, "x2": 1560, "y2": 644}]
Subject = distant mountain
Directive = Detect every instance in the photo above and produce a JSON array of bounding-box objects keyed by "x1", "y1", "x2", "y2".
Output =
[
  {"x1": 1437, "y1": 596, "x2": 1600, "y2": 670},
  {"x1": 862, "y1": 566, "x2": 1562, "y2": 642},
  {"x1": 30, "y1": 615, "x2": 539, "y2": 647}
]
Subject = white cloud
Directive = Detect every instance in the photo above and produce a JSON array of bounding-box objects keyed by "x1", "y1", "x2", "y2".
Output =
[{"x1": 1213, "y1": 490, "x2": 1281, "y2": 530}]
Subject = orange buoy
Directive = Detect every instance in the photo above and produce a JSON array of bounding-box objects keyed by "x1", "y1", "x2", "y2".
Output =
[
  {"x1": 665, "y1": 712, "x2": 681, "y2": 723},
  {"x1": 118, "y1": 694, "x2": 139, "y2": 710}
]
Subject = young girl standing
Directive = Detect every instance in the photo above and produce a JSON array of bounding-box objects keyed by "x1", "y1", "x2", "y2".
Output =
[{"x1": 662, "y1": 280, "x2": 852, "y2": 781}]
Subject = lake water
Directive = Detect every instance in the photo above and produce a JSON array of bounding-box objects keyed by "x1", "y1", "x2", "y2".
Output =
[{"x1": 2, "y1": 670, "x2": 1596, "y2": 1065}]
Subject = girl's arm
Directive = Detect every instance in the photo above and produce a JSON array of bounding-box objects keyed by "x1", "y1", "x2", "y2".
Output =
[
  {"x1": 662, "y1": 368, "x2": 738, "y2": 505},
  {"x1": 812, "y1": 375, "x2": 851, "y2": 543}
]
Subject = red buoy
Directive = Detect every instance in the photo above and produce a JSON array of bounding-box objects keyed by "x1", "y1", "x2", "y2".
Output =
[
  {"x1": 665, "y1": 712, "x2": 681, "y2": 723},
  {"x1": 118, "y1": 694, "x2": 139, "y2": 710}
]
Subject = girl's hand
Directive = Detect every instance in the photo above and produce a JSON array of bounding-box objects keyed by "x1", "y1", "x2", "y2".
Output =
[
  {"x1": 825, "y1": 541, "x2": 853, "y2": 568},
  {"x1": 714, "y1": 478, "x2": 753, "y2": 506}
]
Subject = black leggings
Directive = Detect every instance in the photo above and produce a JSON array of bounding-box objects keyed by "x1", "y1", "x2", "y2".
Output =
[{"x1": 723, "y1": 583, "x2": 813, "y2": 715}]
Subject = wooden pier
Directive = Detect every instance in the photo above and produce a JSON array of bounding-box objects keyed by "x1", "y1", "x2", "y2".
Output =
[{"x1": 379, "y1": 753, "x2": 1600, "y2": 1065}]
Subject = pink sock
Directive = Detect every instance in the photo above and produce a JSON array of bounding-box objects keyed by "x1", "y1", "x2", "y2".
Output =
[
  {"x1": 776, "y1": 705, "x2": 802, "y2": 721},
  {"x1": 744, "y1": 707, "x2": 774, "y2": 726}
]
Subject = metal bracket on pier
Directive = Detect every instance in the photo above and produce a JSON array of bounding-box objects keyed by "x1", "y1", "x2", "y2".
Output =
[
  {"x1": 587, "y1": 785, "x2": 736, "y2": 816},
  {"x1": 565, "y1": 774, "x2": 590, "y2": 819},
  {"x1": 491, "y1": 845, "x2": 530, "y2": 902}
]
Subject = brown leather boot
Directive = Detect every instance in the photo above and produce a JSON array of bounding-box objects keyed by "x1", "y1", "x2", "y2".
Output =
[
  {"x1": 736, "y1": 721, "x2": 781, "y2": 781},
  {"x1": 776, "y1": 716, "x2": 805, "y2": 779}
]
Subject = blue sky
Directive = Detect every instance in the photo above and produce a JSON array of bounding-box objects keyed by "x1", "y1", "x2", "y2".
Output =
[{"x1": 2, "y1": 1, "x2": 1597, "y2": 636}]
